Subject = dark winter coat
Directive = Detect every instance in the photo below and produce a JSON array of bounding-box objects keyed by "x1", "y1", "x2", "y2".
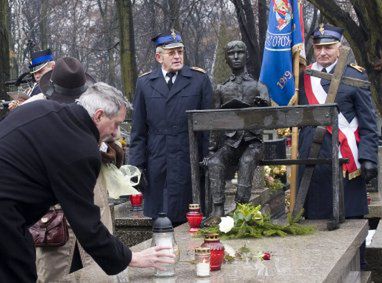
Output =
[
  {"x1": 298, "y1": 64, "x2": 378, "y2": 219},
  {"x1": 129, "y1": 66, "x2": 212, "y2": 223},
  {"x1": 0, "y1": 101, "x2": 131, "y2": 282}
]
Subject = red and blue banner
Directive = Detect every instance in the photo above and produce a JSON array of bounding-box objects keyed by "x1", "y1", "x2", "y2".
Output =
[{"x1": 259, "y1": 0, "x2": 305, "y2": 106}]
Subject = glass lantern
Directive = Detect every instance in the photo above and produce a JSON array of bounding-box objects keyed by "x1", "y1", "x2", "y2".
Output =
[{"x1": 151, "y1": 212, "x2": 178, "y2": 277}]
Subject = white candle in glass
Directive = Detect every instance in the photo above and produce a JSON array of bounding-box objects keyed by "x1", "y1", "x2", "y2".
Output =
[
  {"x1": 196, "y1": 261, "x2": 210, "y2": 277},
  {"x1": 154, "y1": 234, "x2": 175, "y2": 277},
  {"x1": 156, "y1": 235, "x2": 174, "y2": 254}
]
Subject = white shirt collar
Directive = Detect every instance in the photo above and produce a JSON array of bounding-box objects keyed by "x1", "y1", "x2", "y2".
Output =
[
  {"x1": 162, "y1": 68, "x2": 178, "y2": 83},
  {"x1": 317, "y1": 59, "x2": 338, "y2": 73}
]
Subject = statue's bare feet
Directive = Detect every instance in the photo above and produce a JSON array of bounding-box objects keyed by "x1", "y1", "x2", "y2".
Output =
[
  {"x1": 203, "y1": 204, "x2": 224, "y2": 227},
  {"x1": 203, "y1": 215, "x2": 221, "y2": 227}
]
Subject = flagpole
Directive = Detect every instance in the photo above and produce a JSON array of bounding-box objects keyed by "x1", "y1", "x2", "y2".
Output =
[{"x1": 289, "y1": 49, "x2": 301, "y2": 212}]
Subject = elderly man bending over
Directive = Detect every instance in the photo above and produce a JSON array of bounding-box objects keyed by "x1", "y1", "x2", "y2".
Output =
[{"x1": 0, "y1": 82, "x2": 174, "y2": 283}]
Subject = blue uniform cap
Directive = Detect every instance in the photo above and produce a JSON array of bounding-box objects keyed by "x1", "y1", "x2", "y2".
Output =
[
  {"x1": 151, "y1": 29, "x2": 184, "y2": 49},
  {"x1": 29, "y1": 49, "x2": 54, "y2": 73},
  {"x1": 312, "y1": 24, "x2": 344, "y2": 45}
]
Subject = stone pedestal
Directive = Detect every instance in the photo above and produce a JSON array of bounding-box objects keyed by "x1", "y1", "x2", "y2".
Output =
[
  {"x1": 366, "y1": 192, "x2": 382, "y2": 220},
  {"x1": 62, "y1": 219, "x2": 368, "y2": 282},
  {"x1": 113, "y1": 201, "x2": 152, "y2": 247},
  {"x1": 366, "y1": 221, "x2": 382, "y2": 282}
]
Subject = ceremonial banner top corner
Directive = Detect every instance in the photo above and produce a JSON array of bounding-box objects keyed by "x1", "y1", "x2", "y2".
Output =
[{"x1": 260, "y1": 0, "x2": 305, "y2": 106}]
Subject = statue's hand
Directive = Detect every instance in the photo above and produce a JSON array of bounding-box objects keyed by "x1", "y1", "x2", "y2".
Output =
[
  {"x1": 200, "y1": 156, "x2": 211, "y2": 167},
  {"x1": 254, "y1": 96, "x2": 270, "y2": 107},
  {"x1": 200, "y1": 151, "x2": 215, "y2": 167}
]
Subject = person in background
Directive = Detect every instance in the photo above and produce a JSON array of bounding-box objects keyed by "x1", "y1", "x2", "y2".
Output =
[
  {"x1": 9, "y1": 48, "x2": 55, "y2": 110},
  {"x1": 298, "y1": 24, "x2": 378, "y2": 270},
  {"x1": 129, "y1": 29, "x2": 212, "y2": 225}
]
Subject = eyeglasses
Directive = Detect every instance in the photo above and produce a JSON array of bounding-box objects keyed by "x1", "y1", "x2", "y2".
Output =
[{"x1": 163, "y1": 49, "x2": 184, "y2": 57}]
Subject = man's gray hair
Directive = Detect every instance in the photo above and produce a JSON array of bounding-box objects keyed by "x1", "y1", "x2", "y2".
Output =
[
  {"x1": 156, "y1": 46, "x2": 165, "y2": 54},
  {"x1": 77, "y1": 82, "x2": 131, "y2": 118}
]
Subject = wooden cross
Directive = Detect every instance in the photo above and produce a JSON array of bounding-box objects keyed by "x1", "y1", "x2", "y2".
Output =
[{"x1": 292, "y1": 46, "x2": 371, "y2": 230}]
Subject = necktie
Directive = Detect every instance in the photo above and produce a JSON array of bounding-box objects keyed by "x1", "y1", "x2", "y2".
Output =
[
  {"x1": 166, "y1": 72, "x2": 175, "y2": 89},
  {"x1": 321, "y1": 68, "x2": 327, "y2": 73}
]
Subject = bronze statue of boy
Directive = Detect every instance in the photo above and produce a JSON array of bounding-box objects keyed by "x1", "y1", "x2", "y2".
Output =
[{"x1": 207, "y1": 40, "x2": 270, "y2": 217}]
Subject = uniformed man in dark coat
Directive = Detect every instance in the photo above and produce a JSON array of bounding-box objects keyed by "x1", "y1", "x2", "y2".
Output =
[
  {"x1": 299, "y1": 24, "x2": 378, "y2": 219},
  {"x1": 28, "y1": 48, "x2": 56, "y2": 96},
  {"x1": 298, "y1": 24, "x2": 378, "y2": 268},
  {"x1": 129, "y1": 29, "x2": 213, "y2": 224},
  {"x1": 0, "y1": 83, "x2": 174, "y2": 282},
  {"x1": 9, "y1": 49, "x2": 56, "y2": 110}
]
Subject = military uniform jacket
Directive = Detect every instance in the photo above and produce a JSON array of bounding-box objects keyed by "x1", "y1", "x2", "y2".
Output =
[
  {"x1": 298, "y1": 64, "x2": 378, "y2": 219},
  {"x1": 129, "y1": 65, "x2": 212, "y2": 223},
  {"x1": 0, "y1": 101, "x2": 131, "y2": 282},
  {"x1": 29, "y1": 83, "x2": 42, "y2": 97},
  {"x1": 209, "y1": 73, "x2": 269, "y2": 150}
]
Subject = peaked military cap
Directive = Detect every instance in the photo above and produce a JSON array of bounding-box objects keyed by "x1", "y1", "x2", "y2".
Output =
[
  {"x1": 151, "y1": 29, "x2": 184, "y2": 49},
  {"x1": 29, "y1": 48, "x2": 54, "y2": 73},
  {"x1": 312, "y1": 24, "x2": 344, "y2": 45}
]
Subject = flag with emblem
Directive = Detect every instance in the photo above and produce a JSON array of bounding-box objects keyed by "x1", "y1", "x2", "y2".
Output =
[{"x1": 259, "y1": 0, "x2": 305, "y2": 106}]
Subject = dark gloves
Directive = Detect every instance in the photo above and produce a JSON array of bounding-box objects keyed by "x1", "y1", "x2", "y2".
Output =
[
  {"x1": 361, "y1": 161, "x2": 378, "y2": 183},
  {"x1": 134, "y1": 168, "x2": 148, "y2": 193}
]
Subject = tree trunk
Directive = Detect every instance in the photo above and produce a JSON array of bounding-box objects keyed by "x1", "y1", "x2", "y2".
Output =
[
  {"x1": 257, "y1": 0, "x2": 267, "y2": 63},
  {"x1": 40, "y1": 0, "x2": 48, "y2": 50},
  {"x1": 0, "y1": 0, "x2": 10, "y2": 100},
  {"x1": 168, "y1": 0, "x2": 180, "y2": 31},
  {"x1": 116, "y1": 0, "x2": 137, "y2": 103},
  {"x1": 307, "y1": 0, "x2": 382, "y2": 114},
  {"x1": 97, "y1": 0, "x2": 116, "y2": 85},
  {"x1": 231, "y1": 0, "x2": 260, "y2": 78}
]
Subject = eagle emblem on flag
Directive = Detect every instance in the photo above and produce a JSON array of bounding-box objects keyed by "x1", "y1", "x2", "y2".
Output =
[{"x1": 273, "y1": 0, "x2": 292, "y2": 31}]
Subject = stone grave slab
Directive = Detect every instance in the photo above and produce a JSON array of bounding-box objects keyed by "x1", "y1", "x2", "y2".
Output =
[
  {"x1": 366, "y1": 192, "x2": 382, "y2": 220},
  {"x1": 61, "y1": 219, "x2": 367, "y2": 283},
  {"x1": 366, "y1": 220, "x2": 382, "y2": 282}
]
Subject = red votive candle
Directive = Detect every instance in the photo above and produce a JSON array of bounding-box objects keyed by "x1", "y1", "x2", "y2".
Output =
[
  {"x1": 201, "y1": 233, "x2": 225, "y2": 271},
  {"x1": 186, "y1": 204, "x2": 203, "y2": 232},
  {"x1": 130, "y1": 193, "x2": 143, "y2": 211}
]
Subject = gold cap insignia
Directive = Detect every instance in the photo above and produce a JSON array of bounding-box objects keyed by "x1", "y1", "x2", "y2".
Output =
[
  {"x1": 319, "y1": 23, "x2": 325, "y2": 35},
  {"x1": 171, "y1": 28, "x2": 176, "y2": 39}
]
